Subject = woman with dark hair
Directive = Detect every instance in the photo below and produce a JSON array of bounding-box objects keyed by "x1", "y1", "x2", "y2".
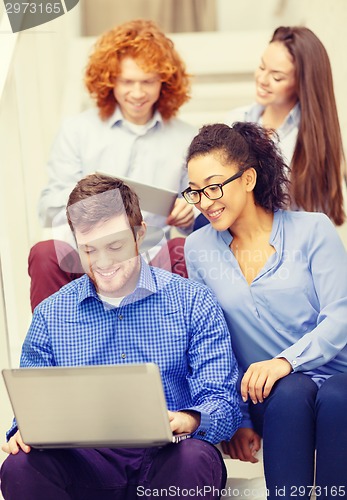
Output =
[
  {"x1": 183, "y1": 122, "x2": 347, "y2": 500},
  {"x1": 225, "y1": 26, "x2": 346, "y2": 227}
]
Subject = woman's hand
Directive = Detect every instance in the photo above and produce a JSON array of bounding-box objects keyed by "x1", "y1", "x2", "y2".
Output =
[
  {"x1": 1, "y1": 430, "x2": 31, "y2": 455},
  {"x1": 221, "y1": 428, "x2": 261, "y2": 463},
  {"x1": 241, "y1": 357, "x2": 292, "y2": 404}
]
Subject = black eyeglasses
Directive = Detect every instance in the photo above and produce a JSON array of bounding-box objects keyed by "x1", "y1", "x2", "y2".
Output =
[{"x1": 181, "y1": 170, "x2": 245, "y2": 205}]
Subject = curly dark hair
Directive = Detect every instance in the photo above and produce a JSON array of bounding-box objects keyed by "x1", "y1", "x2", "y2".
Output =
[{"x1": 186, "y1": 122, "x2": 291, "y2": 212}]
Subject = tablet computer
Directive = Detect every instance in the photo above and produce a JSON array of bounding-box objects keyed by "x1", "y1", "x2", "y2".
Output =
[{"x1": 97, "y1": 173, "x2": 178, "y2": 217}]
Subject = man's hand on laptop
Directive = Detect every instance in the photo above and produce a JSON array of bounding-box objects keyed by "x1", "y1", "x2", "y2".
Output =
[
  {"x1": 1, "y1": 430, "x2": 31, "y2": 455},
  {"x1": 168, "y1": 410, "x2": 200, "y2": 435}
]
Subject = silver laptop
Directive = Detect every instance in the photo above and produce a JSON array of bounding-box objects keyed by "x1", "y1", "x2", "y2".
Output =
[
  {"x1": 2, "y1": 363, "x2": 191, "y2": 448},
  {"x1": 96, "y1": 172, "x2": 178, "y2": 217}
]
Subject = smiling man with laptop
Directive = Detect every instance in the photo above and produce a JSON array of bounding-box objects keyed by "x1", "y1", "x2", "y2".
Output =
[{"x1": 1, "y1": 173, "x2": 241, "y2": 500}]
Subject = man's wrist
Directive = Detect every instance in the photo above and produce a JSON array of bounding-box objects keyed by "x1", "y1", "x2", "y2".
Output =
[{"x1": 179, "y1": 410, "x2": 201, "y2": 432}]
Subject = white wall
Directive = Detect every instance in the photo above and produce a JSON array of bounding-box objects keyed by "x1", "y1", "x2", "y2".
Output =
[
  {"x1": 0, "y1": 6, "x2": 82, "y2": 367},
  {"x1": 0, "y1": 6, "x2": 81, "y2": 469},
  {"x1": 217, "y1": 0, "x2": 306, "y2": 32}
]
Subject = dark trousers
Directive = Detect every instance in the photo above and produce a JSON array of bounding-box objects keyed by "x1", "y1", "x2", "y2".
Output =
[
  {"x1": 28, "y1": 239, "x2": 188, "y2": 312},
  {"x1": 249, "y1": 372, "x2": 347, "y2": 500},
  {"x1": 0, "y1": 439, "x2": 226, "y2": 499}
]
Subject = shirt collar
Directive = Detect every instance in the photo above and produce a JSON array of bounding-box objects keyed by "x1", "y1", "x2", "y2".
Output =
[
  {"x1": 244, "y1": 103, "x2": 264, "y2": 122},
  {"x1": 269, "y1": 209, "x2": 282, "y2": 248},
  {"x1": 219, "y1": 209, "x2": 285, "y2": 278},
  {"x1": 122, "y1": 258, "x2": 157, "y2": 305},
  {"x1": 106, "y1": 106, "x2": 123, "y2": 127},
  {"x1": 77, "y1": 274, "x2": 99, "y2": 303},
  {"x1": 244, "y1": 102, "x2": 301, "y2": 134},
  {"x1": 219, "y1": 209, "x2": 284, "y2": 251},
  {"x1": 77, "y1": 258, "x2": 157, "y2": 306},
  {"x1": 279, "y1": 102, "x2": 301, "y2": 136},
  {"x1": 107, "y1": 107, "x2": 163, "y2": 132}
]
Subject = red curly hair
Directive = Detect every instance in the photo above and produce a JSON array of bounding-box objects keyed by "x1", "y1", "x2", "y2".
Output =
[{"x1": 84, "y1": 19, "x2": 191, "y2": 121}]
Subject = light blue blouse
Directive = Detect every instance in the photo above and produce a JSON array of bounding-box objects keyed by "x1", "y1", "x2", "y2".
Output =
[
  {"x1": 224, "y1": 102, "x2": 301, "y2": 167},
  {"x1": 185, "y1": 210, "x2": 347, "y2": 390}
]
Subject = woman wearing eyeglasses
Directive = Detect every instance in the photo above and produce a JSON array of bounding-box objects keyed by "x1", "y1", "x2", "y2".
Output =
[{"x1": 183, "y1": 121, "x2": 347, "y2": 500}]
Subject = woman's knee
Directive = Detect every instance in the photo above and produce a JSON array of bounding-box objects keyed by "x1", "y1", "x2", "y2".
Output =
[
  {"x1": 254, "y1": 373, "x2": 319, "y2": 430},
  {"x1": 268, "y1": 373, "x2": 317, "y2": 408},
  {"x1": 316, "y1": 373, "x2": 347, "y2": 415}
]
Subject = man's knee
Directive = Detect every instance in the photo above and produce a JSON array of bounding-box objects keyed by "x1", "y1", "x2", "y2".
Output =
[
  {"x1": 29, "y1": 240, "x2": 59, "y2": 274},
  {"x1": 149, "y1": 439, "x2": 226, "y2": 496},
  {"x1": 153, "y1": 438, "x2": 225, "y2": 473},
  {"x1": 178, "y1": 440, "x2": 227, "y2": 492},
  {"x1": 150, "y1": 237, "x2": 188, "y2": 277},
  {"x1": 29, "y1": 240, "x2": 82, "y2": 277},
  {"x1": 171, "y1": 439, "x2": 225, "y2": 483},
  {"x1": 177, "y1": 438, "x2": 221, "y2": 462},
  {"x1": 1, "y1": 452, "x2": 32, "y2": 494}
]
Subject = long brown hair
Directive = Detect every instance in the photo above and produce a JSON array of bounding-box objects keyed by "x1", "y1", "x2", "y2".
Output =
[{"x1": 271, "y1": 26, "x2": 346, "y2": 225}]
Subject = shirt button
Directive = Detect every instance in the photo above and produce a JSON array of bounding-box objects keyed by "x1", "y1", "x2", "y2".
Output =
[
  {"x1": 292, "y1": 360, "x2": 297, "y2": 366},
  {"x1": 121, "y1": 353, "x2": 126, "y2": 359},
  {"x1": 118, "y1": 314, "x2": 123, "y2": 320}
]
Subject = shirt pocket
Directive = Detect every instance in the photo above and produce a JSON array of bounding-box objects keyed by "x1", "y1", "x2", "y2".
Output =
[{"x1": 261, "y1": 286, "x2": 318, "y2": 336}]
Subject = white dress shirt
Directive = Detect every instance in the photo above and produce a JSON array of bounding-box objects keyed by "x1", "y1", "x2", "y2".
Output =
[{"x1": 38, "y1": 107, "x2": 197, "y2": 236}]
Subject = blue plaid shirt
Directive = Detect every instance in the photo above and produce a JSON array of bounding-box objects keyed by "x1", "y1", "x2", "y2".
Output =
[{"x1": 7, "y1": 262, "x2": 241, "y2": 443}]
